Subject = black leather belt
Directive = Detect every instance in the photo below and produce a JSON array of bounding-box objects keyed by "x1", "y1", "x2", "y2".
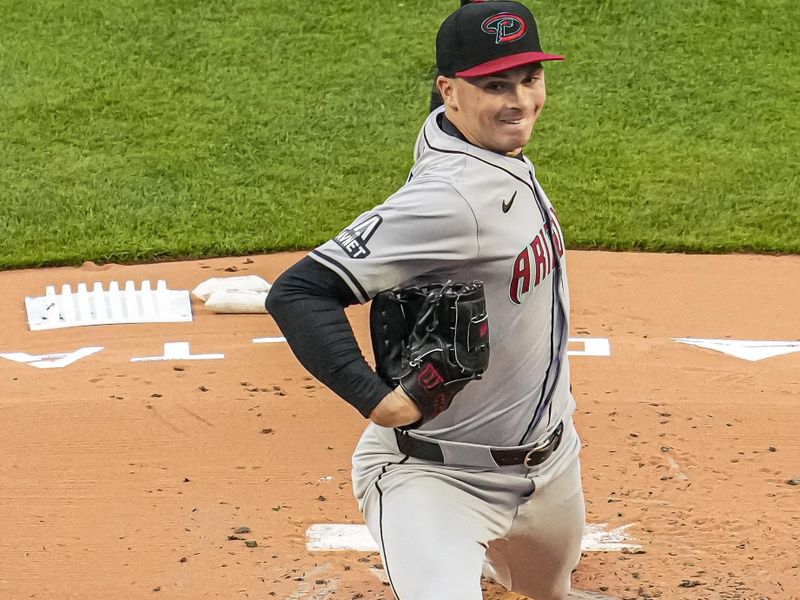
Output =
[{"x1": 394, "y1": 422, "x2": 563, "y2": 467}]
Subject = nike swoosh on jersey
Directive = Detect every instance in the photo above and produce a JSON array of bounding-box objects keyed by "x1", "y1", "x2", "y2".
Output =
[{"x1": 502, "y1": 191, "x2": 517, "y2": 213}]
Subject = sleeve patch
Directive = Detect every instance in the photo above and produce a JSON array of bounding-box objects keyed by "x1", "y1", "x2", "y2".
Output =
[{"x1": 333, "y1": 214, "x2": 383, "y2": 259}]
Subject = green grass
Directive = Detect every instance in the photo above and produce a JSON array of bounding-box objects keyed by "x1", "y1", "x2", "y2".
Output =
[
  {"x1": 539, "y1": 0, "x2": 800, "y2": 252},
  {"x1": 1, "y1": 0, "x2": 798, "y2": 268}
]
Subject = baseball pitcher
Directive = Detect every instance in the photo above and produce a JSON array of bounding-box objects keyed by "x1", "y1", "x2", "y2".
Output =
[{"x1": 266, "y1": 2, "x2": 584, "y2": 598}]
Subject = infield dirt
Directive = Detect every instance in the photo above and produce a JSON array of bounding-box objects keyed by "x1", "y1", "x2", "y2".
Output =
[{"x1": 1, "y1": 251, "x2": 798, "y2": 599}]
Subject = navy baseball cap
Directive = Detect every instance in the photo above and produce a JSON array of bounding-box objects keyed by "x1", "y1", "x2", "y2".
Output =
[{"x1": 437, "y1": 1, "x2": 564, "y2": 78}]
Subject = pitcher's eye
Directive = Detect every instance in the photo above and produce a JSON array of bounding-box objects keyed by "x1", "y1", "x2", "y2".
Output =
[{"x1": 484, "y1": 81, "x2": 505, "y2": 92}]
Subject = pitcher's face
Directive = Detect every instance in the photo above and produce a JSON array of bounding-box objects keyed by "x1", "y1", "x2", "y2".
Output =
[{"x1": 439, "y1": 63, "x2": 547, "y2": 155}]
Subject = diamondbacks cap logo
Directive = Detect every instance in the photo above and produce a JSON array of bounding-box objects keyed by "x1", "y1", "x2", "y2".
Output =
[
  {"x1": 334, "y1": 214, "x2": 382, "y2": 259},
  {"x1": 481, "y1": 12, "x2": 527, "y2": 44}
]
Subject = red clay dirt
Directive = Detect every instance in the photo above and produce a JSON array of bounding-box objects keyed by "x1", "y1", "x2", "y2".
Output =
[{"x1": 0, "y1": 250, "x2": 798, "y2": 600}]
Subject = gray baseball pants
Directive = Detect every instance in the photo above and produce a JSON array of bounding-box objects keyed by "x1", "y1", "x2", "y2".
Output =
[{"x1": 352, "y1": 419, "x2": 585, "y2": 600}]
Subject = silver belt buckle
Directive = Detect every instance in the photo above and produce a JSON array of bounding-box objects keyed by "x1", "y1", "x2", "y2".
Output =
[{"x1": 523, "y1": 432, "x2": 554, "y2": 467}]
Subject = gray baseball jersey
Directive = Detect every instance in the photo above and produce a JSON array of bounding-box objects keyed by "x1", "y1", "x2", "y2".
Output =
[{"x1": 311, "y1": 107, "x2": 574, "y2": 448}]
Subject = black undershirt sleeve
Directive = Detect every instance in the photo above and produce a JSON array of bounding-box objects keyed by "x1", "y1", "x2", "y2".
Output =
[{"x1": 264, "y1": 255, "x2": 392, "y2": 418}]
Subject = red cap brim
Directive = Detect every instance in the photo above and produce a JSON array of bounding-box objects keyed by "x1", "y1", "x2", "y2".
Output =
[{"x1": 455, "y1": 51, "x2": 564, "y2": 78}]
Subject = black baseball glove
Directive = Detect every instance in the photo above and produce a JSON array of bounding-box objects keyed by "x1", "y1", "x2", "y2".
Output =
[{"x1": 370, "y1": 281, "x2": 490, "y2": 428}]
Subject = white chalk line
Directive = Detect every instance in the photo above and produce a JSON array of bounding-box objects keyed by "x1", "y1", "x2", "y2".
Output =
[
  {"x1": 306, "y1": 523, "x2": 640, "y2": 553},
  {"x1": 672, "y1": 337, "x2": 800, "y2": 361}
]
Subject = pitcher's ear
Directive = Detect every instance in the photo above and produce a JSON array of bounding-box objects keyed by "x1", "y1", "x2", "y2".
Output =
[{"x1": 437, "y1": 76, "x2": 458, "y2": 111}]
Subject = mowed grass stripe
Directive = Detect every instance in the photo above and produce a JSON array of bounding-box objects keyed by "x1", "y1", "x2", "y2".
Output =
[{"x1": 0, "y1": 0, "x2": 797, "y2": 267}]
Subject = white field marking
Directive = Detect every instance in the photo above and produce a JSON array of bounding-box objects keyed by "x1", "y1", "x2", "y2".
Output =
[
  {"x1": 252, "y1": 336, "x2": 287, "y2": 344},
  {"x1": 0, "y1": 347, "x2": 104, "y2": 369},
  {"x1": 306, "y1": 523, "x2": 640, "y2": 553},
  {"x1": 254, "y1": 336, "x2": 610, "y2": 356},
  {"x1": 673, "y1": 337, "x2": 800, "y2": 362},
  {"x1": 130, "y1": 342, "x2": 224, "y2": 362},
  {"x1": 567, "y1": 337, "x2": 611, "y2": 357},
  {"x1": 25, "y1": 280, "x2": 192, "y2": 331},
  {"x1": 582, "y1": 523, "x2": 641, "y2": 551},
  {"x1": 286, "y1": 563, "x2": 338, "y2": 600}
]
